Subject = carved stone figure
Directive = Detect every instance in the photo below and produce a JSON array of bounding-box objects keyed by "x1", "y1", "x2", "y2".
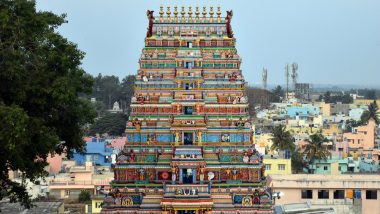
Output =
[
  {"x1": 226, "y1": 10, "x2": 234, "y2": 38},
  {"x1": 146, "y1": 10, "x2": 154, "y2": 37}
]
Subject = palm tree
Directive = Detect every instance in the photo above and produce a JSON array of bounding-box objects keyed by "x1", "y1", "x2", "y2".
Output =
[
  {"x1": 303, "y1": 133, "x2": 331, "y2": 173},
  {"x1": 361, "y1": 100, "x2": 380, "y2": 125},
  {"x1": 271, "y1": 125, "x2": 295, "y2": 158}
]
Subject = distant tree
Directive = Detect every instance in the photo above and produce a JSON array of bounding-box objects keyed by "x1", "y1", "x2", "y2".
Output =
[
  {"x1": 0, "y1": 0, "x2": 96, "y2": 208},
  {"x1": 341, "y1": 93, "x2": 353, "y2": 104},
  {"x1": 344, "y1": 119, "x2": 361, "y2": 132},
  {"x1": 88, "y1": 113, "x2": 127, "y2": 136},
  {"x1": 93, "y1": 101, "x2": 107, "y2": 117},
  {"x1": 303, "y1": 134, "x2": 331, "y2": 173},
  {"x1": 120, "y1": 75, "x2": 136, "y2": 114},
  {"x1": 365, "y1": 90, "x2": 376, "y2": 100},
  {"x1": 318, "y1": 94, "x2": 323, "y2": 102},
  {"x1": 322, "y1": 91, "x2": 352, "y2": 104},
  {"x1": 270, "y1": 85, "x2": 284, "y2": 103},
  {"x1": 291, "y1": 148, "x2": 304, "y2": 173},
  {"x1": 360, "y1": 100, "x2": 380, "y2": 125},
  {"x1": 93, "y1": 75, "x2": 121, "y2": 109},
  {"x1": 323, "y1": 91, "x2": 331, "y2": 103},
  {"x1": 271, "y1": 125, "x2": 295, "y2": 157},
  {"x1": 78, "y1": 190, "x2": 91, "y2": 203},
  {"x1": 90, "y1": 74, "x2": 135, "y2": 115}
]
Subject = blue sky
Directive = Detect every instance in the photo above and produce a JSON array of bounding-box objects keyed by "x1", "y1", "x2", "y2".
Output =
[{"x1": 36, "y1": 0, "x2": 380, "y2": 86}]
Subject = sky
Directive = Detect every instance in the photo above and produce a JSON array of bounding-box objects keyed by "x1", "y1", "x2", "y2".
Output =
[{"x1": 35, "y1": 0, "x2": 380, "y2": 87}]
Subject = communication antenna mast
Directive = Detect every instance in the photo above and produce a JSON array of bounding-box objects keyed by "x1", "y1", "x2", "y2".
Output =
[
  {"x1": 291, "y1": 62, "x2": 298, "y2": 89},
  {"x1": 285, "y1": 64, "x2": 289, "y2": 100},
  {"x1": 262, "y1": 67, "x2": 268, "y2": 90}
]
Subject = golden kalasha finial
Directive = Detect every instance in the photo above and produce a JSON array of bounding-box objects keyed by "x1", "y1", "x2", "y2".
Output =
[
  {"x1": 202, "y1": 6, "x2": 207, "y2": 18},
  {"x1": 159, "y1": 6, "x2": 164, "y2": 18},
  {"x1": 188, "y1": 6, "x2": 193, "y2": 17},
  {"x1": 195, "y1": 6, "x2": 200, "y2": 18},
  {"x1": 174, "y1": 6, "x2": 178, "y2": 18},
  {"x1": 217, "y1": 6, "x2": 221, "y2": 18},
  {"x1": 209, "y1": 7, "x2": 214, "y2": 18},
  {"x1": 181, "y1": 6, "x2": 185, "y2": 18},
  {"x1": 166, "y1": 6, "x2": 171, "y2": 17}
]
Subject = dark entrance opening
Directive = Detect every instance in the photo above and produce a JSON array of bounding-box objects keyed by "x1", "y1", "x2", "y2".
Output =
[
  {"x1": 178, "y1": 211, "x2": 195, "y2": 214},
  {"x1": 182, "y1": 169, "x2": 193, "y2": 184},
  {"x1": 184, "y1": 106, "x2": 193, "y2": 115},
  {"x1": 184, "y1": 132, "x2": 193, "y2": 145}
]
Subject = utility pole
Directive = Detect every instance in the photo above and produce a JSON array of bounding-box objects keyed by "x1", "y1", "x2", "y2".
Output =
[
  {"x1": 291, "y1": 62, "x2": 298, "y2": 89},
  {"x1": 285, "y1": 64, "x2": 289, "y2": 101},
  {"x1": 262, "y1": 67, "x2": 268, "y2": 90}
]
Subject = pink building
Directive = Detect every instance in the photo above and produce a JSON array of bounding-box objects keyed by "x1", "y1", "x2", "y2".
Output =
[
  {"x1": 343, "y1": 119, "x2": 376, "y2": 158},
  {"x1": 46, "y1": 153, "x2": 62, "y2": 175},
  {"x1": 108, "y1": 137, "x2": 127, "y2": 151},
  {"x1": 48, "y1": 162, "x2": 112, "y2": 199},
  {"x1": 332, "y1": 141, "x2": 349, "y2": 157}
]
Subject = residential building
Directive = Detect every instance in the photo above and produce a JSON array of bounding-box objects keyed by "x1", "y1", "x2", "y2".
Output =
[
  {"x1": 269, "y1": 174, "x2": 380, "y2": 214},
  {"x1": 72, "y1": 139, "x2": 112, "y2": 166},
  {"x1": 48, "y1": 162, "x2": 112, "y2": 199},
  {"x1": 263, "y1": 155, "x2": 292, "y2": 176},
  {"x1": 343, "y1": 119, "x2": 376, "y2": 155}
]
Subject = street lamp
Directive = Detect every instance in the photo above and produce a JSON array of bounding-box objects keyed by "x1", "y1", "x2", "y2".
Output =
[{"x1": 272, "y1": 191, "x2": 284, "y2": 204}]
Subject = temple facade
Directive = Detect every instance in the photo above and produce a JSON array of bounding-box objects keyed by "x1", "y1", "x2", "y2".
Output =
[{"x1": 102, "y1": 6, "x2": 273, "y2": 214}]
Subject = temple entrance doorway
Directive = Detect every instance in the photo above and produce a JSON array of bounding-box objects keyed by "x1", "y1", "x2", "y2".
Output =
[
  {"x1": 182, "y1": 169, "x2": 193, "y2": 184},
  {"x1": 177, "y1": 210, "x2": 196, "y2": 214},
  {"x1": 184, "y1": 132, "x2": 193, "y2": 145}
]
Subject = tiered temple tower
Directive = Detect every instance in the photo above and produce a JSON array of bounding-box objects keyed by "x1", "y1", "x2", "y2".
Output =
[{"x1": 102, "y1": 6, "x2": 273, "y2": 214}]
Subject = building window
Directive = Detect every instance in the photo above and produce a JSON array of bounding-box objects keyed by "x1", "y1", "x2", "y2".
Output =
[
  {"x1": 324, "y1": 166, "x2": 328, "y2": 171},
  {"x1": 95, "y1": 202, "x2": 102, "y2": 208},
  {"x1": 278, "y1": 164, "x2": 286, "y2": 171},
  {"x1": 366, "y1": 190, "x2": 377, "y2": 200},
  {"x1": 301, "y1": 190, "x2": 313, "y2": 199},
  {"x1": 334, "y1": 190, "x2": 345, "y2": 199},
  {"x1": 318, "y1": 190, "x2": 329, "y2": 199},
  {"x1": 265, "y1": 164, "x2": 271, "y2": 171},
  {"x1": 65, "y1": 190, "x2": 70, "y2": 196}
]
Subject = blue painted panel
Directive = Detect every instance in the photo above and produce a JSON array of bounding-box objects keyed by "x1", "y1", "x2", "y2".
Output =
[
  {"x1": 133, "y1": 135, "x2": 141, "y2": 142},
  {"x1": 205, "y1": 134, "x2": 220, "y2": 142},
  {"x1": 157, "y1": 134, "x2": 173, "y2": 142}
]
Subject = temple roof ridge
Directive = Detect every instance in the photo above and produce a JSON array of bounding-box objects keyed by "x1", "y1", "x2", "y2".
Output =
[{"x1": 151, "y1": 6, "x2": 232, "y2": 23}]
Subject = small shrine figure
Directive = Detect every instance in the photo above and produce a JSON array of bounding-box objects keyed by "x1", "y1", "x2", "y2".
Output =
[
  {"x1": 138, "y1": 168, "x2": 145, "y2": 180},
  {"x1": 171, "y1": 166, "x2": 177, "y2": 184},
  {"x1": 174, "y1": 131, "x2": 180, "y2": 144},
  {"x1": 232, "y1": 169, "x2": 238, "y2": 180},
  {"x1": 225, "y1": 168, "x2": 231, "y2": 180},
  {"x1": 207, "y1": 171, "x2": 215, "y2": 181},
  {"x1": 199, "y1": 166, "x2": 205, "y2": 183},
  {"x1": 243, "y1": 153, "x2": 249, "y2": 163},
  {"x1": 130, "y1": 149, "x2": 135, "y2": 163}
]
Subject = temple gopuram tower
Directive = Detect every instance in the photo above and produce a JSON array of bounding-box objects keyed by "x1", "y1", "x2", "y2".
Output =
[{"x1": 102, "y1": 6, "x2": 273, "y2": 214}]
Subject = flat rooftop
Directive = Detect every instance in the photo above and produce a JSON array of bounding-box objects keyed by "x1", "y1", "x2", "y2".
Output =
[{"x1": 0, "y1": 200, "x2": 63, "y2": 214}]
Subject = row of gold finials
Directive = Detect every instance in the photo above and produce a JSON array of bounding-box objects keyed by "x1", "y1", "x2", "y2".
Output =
[{"x1": 159, "y1": 6, "x2": 223, "y2": 18}]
